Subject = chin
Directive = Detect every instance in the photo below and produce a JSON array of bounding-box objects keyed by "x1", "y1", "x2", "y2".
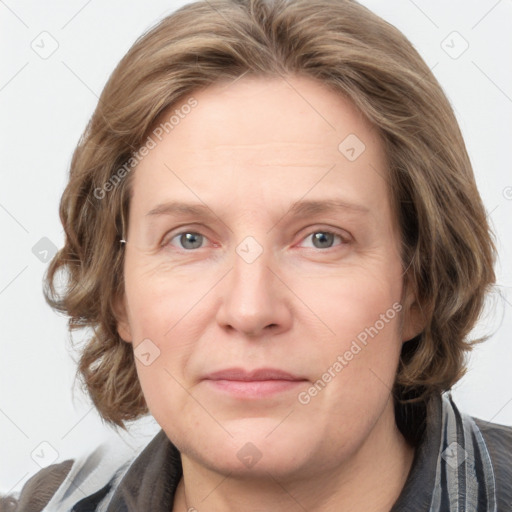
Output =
[{"x1": 176, "y1": 418, "x2": 333, "y2": 480}]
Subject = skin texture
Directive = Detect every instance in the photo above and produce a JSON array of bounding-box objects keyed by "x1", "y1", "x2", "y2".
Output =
[{"x1": 115, "y1": 75, "x2": 423, "y2": 511}]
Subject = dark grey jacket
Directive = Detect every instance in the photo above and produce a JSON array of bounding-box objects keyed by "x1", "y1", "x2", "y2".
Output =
[{"x1": 6, "y1": 393, "x2": 512, "y2": 511}]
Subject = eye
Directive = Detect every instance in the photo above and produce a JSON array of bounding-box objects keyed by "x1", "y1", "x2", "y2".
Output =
[
  {"x1": 164, "y1": 231, "x2": 208, "y2": 250},
  {"x1": 298, "y1": 230, "x2": 348, "y2": 250},
  {"x1": 162, "y1": 228, "x2": 349, "y2": 252}
]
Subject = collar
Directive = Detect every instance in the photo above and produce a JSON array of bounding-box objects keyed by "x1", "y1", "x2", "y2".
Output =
[
  {"x1": 390, "y1": 392, "x2": 442, "y2": 510},
  {"x1": 105, "y1": 429, "x2": 182, "y2": 511}
]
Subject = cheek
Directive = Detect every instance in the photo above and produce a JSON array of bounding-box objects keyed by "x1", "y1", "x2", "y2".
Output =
[
  {"x1": 290, "y1": 259, "x2": 404, "y2": 398},
  {"x1": 124, "y1": 263, "x2": 207, "y2": 338},
  {"x1": 293, "y1": 257, "x2": 403, "y2": 340},
  {"x1": 123, "y1": 267, "x2": 214, "y2": 413}
]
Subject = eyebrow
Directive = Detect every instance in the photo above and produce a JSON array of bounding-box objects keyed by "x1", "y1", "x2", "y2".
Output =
[{"x1": 145, "y1": 198, "x2": 370, "y2": 221}]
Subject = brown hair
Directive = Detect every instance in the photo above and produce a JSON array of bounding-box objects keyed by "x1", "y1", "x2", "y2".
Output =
[{"x1": 43, "y1": 0, "x2": 497, "y2": 437}]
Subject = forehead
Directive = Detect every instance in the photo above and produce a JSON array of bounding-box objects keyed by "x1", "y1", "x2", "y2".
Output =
[
  {"x1": 150, "y1": 74, "x2": 381, "y2": 157},
  {"x1": 129, "y1": 74, "x2": 391, "y2": 221}
]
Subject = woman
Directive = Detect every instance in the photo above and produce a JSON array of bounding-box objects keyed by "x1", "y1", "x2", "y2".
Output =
[{"x1": 6, "y1": 0, "x2": 511, "y2": 510}]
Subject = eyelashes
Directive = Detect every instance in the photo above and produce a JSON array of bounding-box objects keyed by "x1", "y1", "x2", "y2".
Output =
[
  {"x1": 298, "y1": 231, "x2": 348, "y2": 250},
  {"x1": 166, "y1": 231, "x2": 208, "y2": 250},
  {"x1": 161, "y1": 227, "x2": 350, "y2": 253}
]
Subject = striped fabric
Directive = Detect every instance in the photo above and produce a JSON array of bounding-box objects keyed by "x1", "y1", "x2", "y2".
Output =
[{"x1": 429, "y1": 393, "x2": 497, "y2": 512}]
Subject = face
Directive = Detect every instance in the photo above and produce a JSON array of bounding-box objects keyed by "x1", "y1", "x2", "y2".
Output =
[{"x1": 115, "y1": 75, "x2": 420, "y2": 480}]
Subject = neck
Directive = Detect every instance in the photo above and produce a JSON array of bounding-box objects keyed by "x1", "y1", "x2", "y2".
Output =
[{"x1": 173, "y1": 401, "x2": 415, "y2": 512}]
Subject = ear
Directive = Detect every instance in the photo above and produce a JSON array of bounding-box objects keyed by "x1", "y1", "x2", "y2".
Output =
[
  {"x1": 112, "y1": 293, "x2": 133, "y2": 343},
  {"x1": 400, "y1": 280, "x2": 425, "y2": 343}
]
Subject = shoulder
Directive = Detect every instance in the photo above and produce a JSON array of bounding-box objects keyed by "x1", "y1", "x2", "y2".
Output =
[
  {"x1": 5, "y1": 439, "x2": 138, "y2": 512},
  {"x1": 1, "y1": 459, "x2": 74, "y2": 512},
  {"x1": 473, "y1": 415, "x2": 512, "y2": 457}
]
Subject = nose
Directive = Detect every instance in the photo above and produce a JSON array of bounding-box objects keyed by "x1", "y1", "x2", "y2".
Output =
[{"x1": 215, "y1": 240, "x2": 293, "y2": 338}]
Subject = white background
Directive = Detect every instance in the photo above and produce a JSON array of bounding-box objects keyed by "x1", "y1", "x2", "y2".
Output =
[{"x1": 1, "y1": 0, "x2": 511, "y2": 495}]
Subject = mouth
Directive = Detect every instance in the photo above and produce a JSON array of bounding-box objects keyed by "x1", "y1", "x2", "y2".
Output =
[{"x1": 202, "y1": 367, "x2": 308, "y2": 399}]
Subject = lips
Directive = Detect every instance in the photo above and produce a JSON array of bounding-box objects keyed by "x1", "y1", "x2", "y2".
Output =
[
  {"x1": 202, "y1": 368, "x2": 308, "y2": 399},
  {"x1": 204, "y1": 367, "x2": 306, "y2": 382}
]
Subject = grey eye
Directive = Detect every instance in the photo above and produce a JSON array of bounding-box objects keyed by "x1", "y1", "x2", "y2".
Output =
[
  {"x1": 310, "y1": 231, "x2": 337, "y2": 249},
  {"x1": 177, "y1": 232, "x2": 204, "y2": 250}
]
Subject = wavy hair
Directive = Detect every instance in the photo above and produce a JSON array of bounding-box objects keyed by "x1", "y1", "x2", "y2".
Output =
[{"x1": 43, "y1": 0, "x2": 497, "y2": 440}]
